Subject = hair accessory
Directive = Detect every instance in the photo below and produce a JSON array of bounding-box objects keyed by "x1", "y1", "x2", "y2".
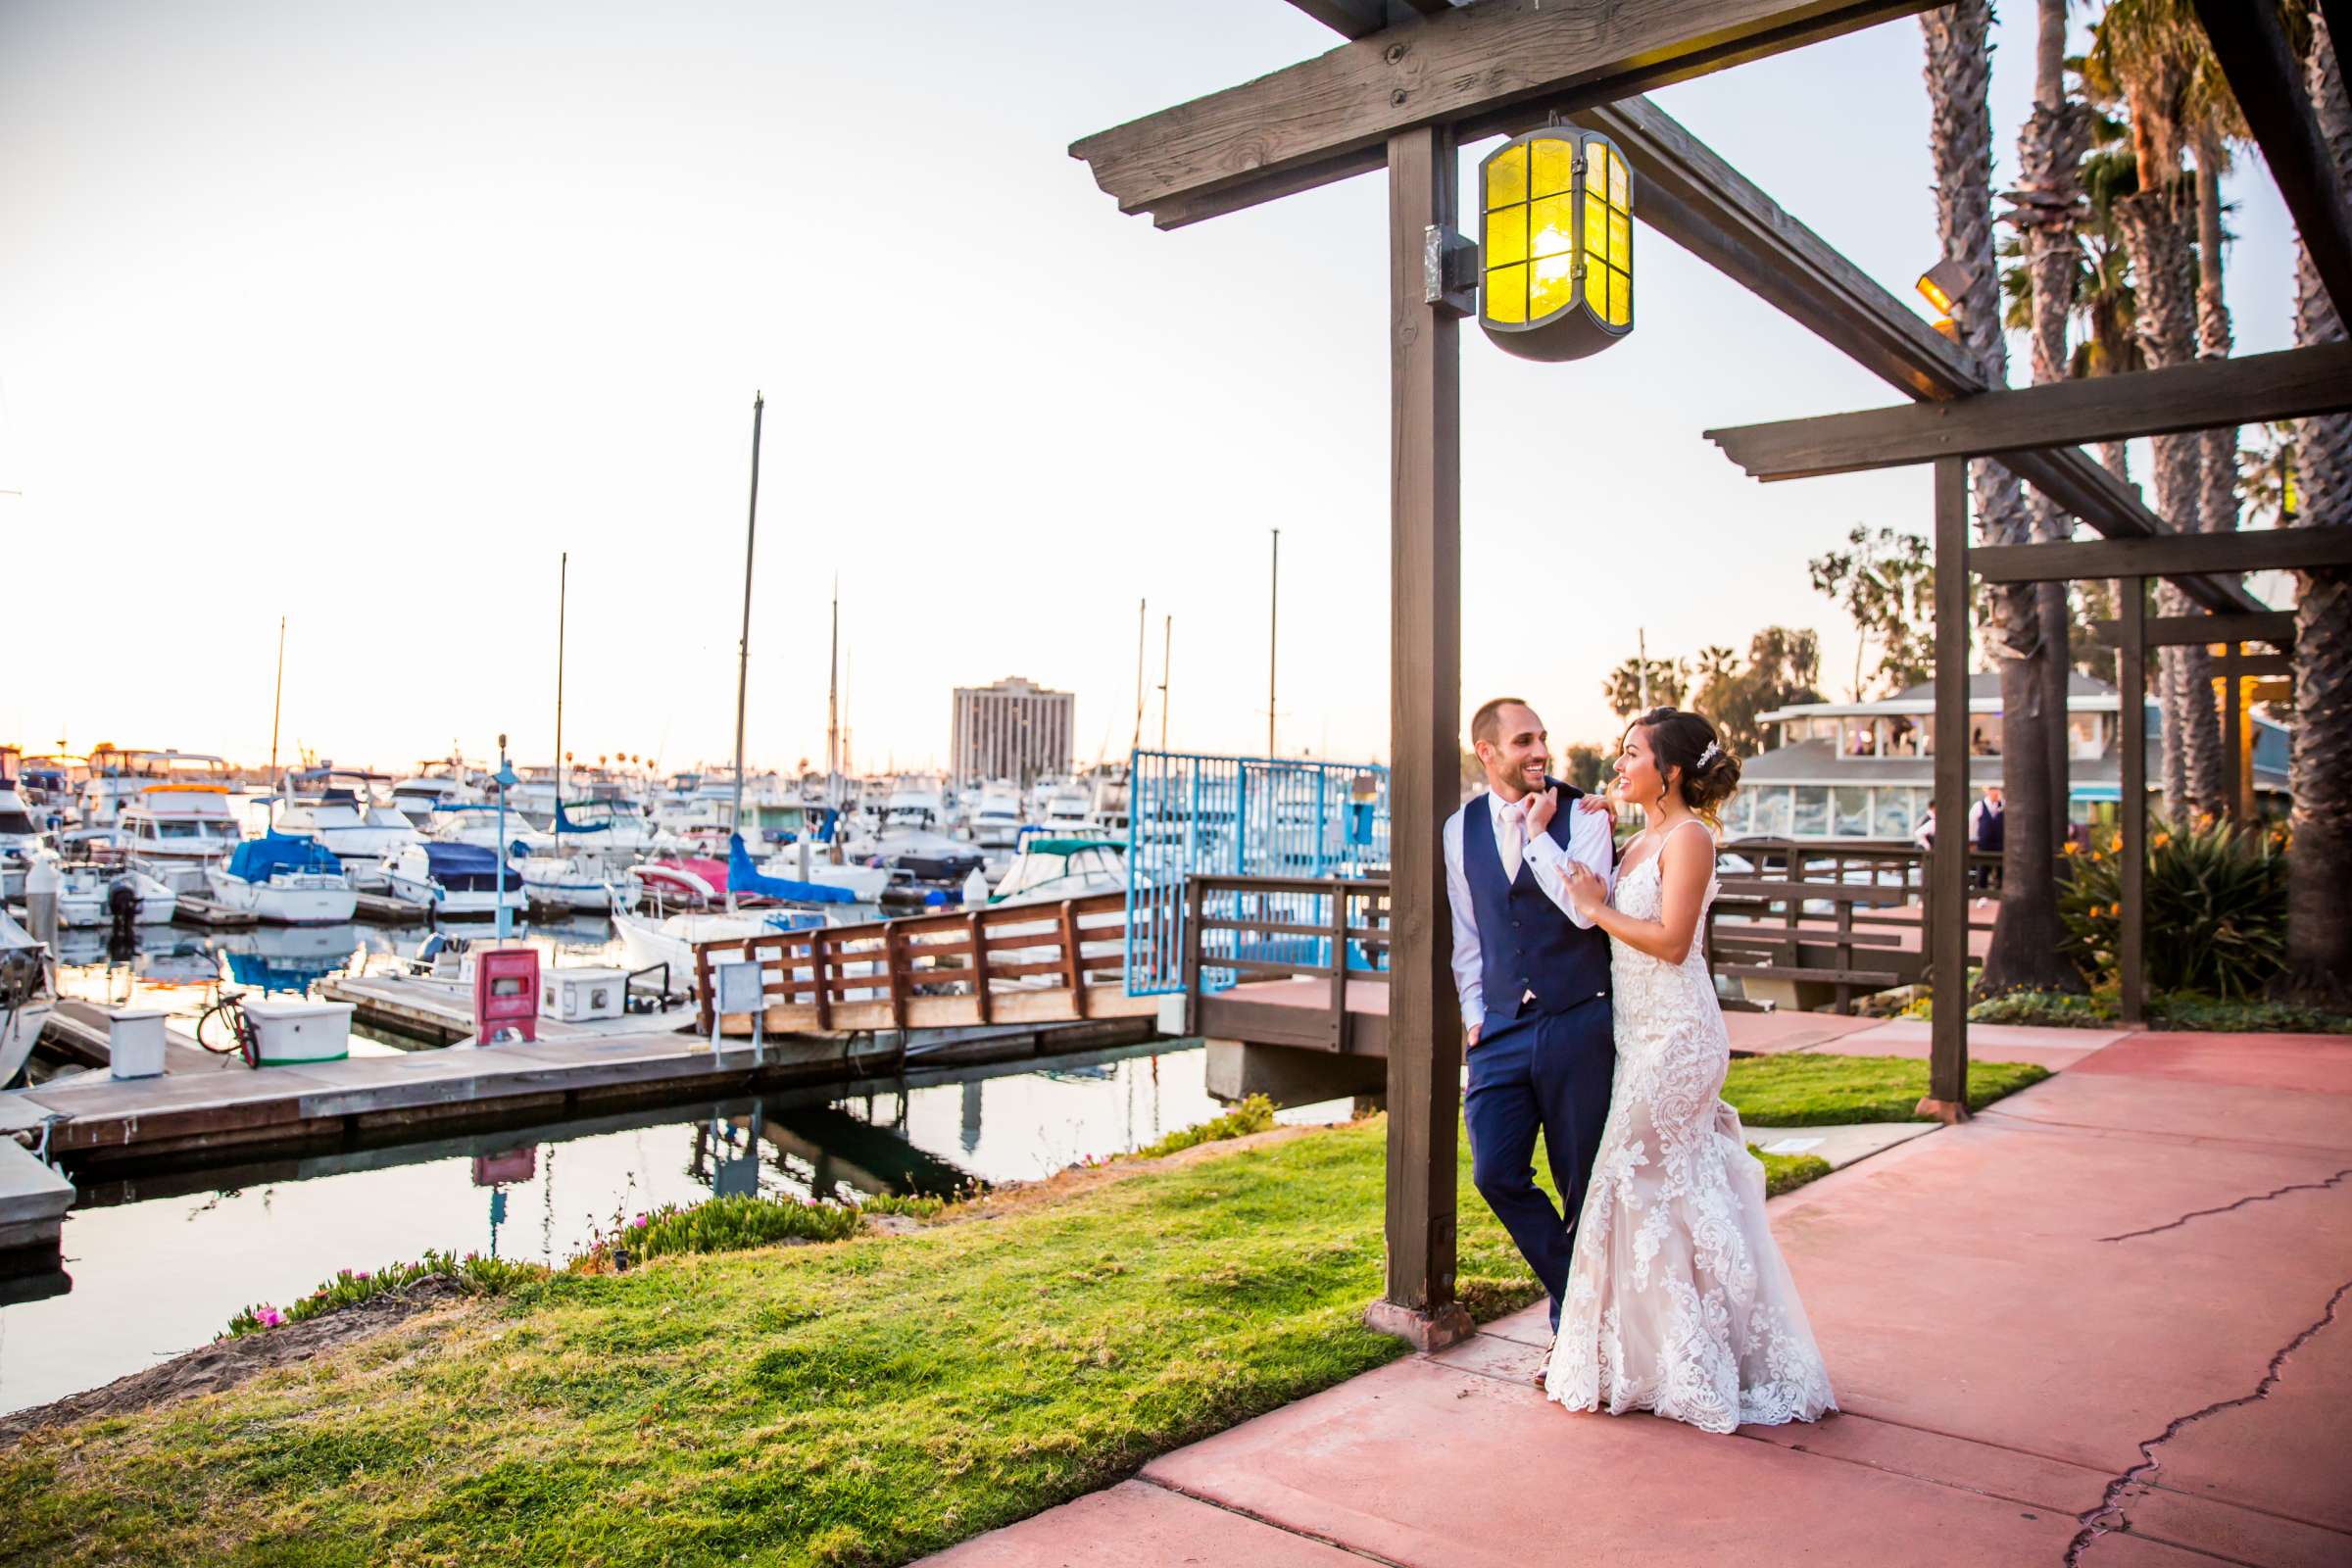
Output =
[{"x1": 1696, "y1": 742, "x2": 1722, "y2": 768}]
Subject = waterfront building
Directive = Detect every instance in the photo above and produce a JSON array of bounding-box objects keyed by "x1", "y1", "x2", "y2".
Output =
[
  {"x1": 950, "y1": 677, "x2": 1073, "y2": 790},
  {"x1": 1732, "y1": 672, "x2": 2289, "y2": 844}
]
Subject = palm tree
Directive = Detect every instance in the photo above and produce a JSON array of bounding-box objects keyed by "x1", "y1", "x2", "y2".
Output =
[
  {"x1": 2089, "y1": 1, "x2": 2228, "y2": 823},
  {"x1": 1924, "y1": 0, "x2": 2076, "y2": 993},
  {"x1": 2015, "y1": 0, "x2": 2086, "y2": 873},
  {"x1": 2287, "y1": 12, "x2": 2352, "y2": 1004}
]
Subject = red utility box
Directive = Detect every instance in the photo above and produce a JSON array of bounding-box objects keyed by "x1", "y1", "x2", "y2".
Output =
[{"x1": 472, "y1": 946, "x2": 541, "y2": 1045}]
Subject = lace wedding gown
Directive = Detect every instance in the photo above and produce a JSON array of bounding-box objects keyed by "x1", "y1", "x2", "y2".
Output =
[{"x1": 1543, "y1": 820, "x2": 1837, "y2": 1433}]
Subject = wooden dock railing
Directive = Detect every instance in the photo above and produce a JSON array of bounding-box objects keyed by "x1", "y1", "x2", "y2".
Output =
[
  {"x1": 693, "y1": 892, "x2": 1156, "y2": 1036},
  {"x1": 1182, "y1": 874, "x2": 1394, "y2": 1053}
]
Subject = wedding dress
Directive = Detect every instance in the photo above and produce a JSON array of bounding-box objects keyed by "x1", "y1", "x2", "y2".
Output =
[{"x1": 1543, "y1": 818, "x2": 1837, "y2": 1434}]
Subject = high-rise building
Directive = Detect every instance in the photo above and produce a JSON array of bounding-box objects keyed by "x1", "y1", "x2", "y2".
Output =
[{"x1": 951, "y1": 676, "x2": 1074, "y2": 788}]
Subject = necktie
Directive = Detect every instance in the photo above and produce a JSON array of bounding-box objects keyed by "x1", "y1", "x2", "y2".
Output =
[{"x1": 1500, "y1": 800, "x2": 1526, "y2": 883}]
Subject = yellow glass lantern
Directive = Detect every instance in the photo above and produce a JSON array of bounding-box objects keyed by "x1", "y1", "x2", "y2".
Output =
[{"x1": 1478, "y1": 128, "x2": 1634, "y2": 362}]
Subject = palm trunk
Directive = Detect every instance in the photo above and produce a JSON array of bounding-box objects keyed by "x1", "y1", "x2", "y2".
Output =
[
  {"x1": 2023, "y1": 0, "x2": 2081, "y2": 858},
  {"x1": 1926, "y1": 0, "x2": 2071, "y2": 994},
  {"x1": 2116, "y1": 179, "x2": 2223, "y2": 823},
  {"x1": 2286, "y1": 15, "x2": 2352, "y2": 1004},
  {"x1": 2194, "y1": 130, "x2": 2240, "y2": 817}
]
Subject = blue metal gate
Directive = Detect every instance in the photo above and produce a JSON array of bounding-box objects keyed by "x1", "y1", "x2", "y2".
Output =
[{"x1": 1124, "y1": 750, "x2": 1389, "y2": 996}]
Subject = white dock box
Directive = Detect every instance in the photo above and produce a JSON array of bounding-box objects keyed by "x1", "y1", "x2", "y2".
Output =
[
  {"x1": 239, "y1": 999, "x2": 355, "y2": 1064},
  {"x1": 540, "y1": 965, "x2": 629, "y2": 1023},
  {"x1": 108, "y1": 1008, "x2": 171, "y2": 1080}
]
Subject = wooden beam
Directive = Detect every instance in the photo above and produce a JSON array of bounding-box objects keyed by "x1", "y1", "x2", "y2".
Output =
[
  {"x1": 1277, "y1": 0, "x2": 1451, "y2": 40},
  {"x1": 1705, "y1": 342, "x2": 2352, "y2": 479},
  {"x1": 2118, "y1": 588, "x2": 2147, "y2": 1025},
  {"x1": 2191, "y1": 0, "x2": 2352, "y2": 321},
  {"x1": 1370, "y1": 122, "x2": 1471, "y2": 1350},
  {"x1": 2214, "y1": 651, "x2": 2296, "y2": 678},
  {"x1": 1971, "y1": 526, "x2": 2352, "y2": 584},
  {"x1": 1557, "y1": 97, "x2": 2266, "y2": 618},
  {"x1": 2089, "y1": 612, "x2": 2298, "y2": 648},
  {"x1": 1070, "y1": 0, "x2": 1938, "y2": 220},
  {"x1": 1924, "y1": 458, "x2": 1971, "y2": 1123}
]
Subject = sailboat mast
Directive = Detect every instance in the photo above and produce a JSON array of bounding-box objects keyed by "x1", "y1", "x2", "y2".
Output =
[
  {"x1": 268, "y1": 615, "x2": 285, "y2": 821},
  {"x1": 1159, "y1": 613, "x2": 1172, "y2": 752},
  {"x1": 554, "y1": 551, "x2": 567, "y2": 856},
  {"x1": 730, "y1": 392, "x2": 764, "y2": 909},
  {"x1": 827, "y1": 578, "x2": 840, "y2": 804},
  {"x1": 1131, "y1": 598, "x2": 1146, "y2": 757}
]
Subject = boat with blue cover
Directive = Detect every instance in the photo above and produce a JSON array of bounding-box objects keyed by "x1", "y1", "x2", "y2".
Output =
[
  {"x1": 205, "y1": 832, "x2": 358, "y2": 924},
  {"x1": 383, "y1": 840, "x2": 523, "y2": 918}
]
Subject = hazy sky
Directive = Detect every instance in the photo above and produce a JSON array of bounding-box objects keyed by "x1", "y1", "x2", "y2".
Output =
[{"x1": 0, "y1": 1, "x2": 2303, "y2": 777}]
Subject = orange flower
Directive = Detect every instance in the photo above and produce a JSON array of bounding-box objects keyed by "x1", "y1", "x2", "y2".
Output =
[
  {"x1": 2062, "y1": 841, "x2": 2081, "y2": 857},
  {"x1": 2153, "y1": 831, "x2": 2171, "y2": 848}
]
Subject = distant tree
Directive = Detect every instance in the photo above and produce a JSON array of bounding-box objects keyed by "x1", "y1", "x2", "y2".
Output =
[
  {"x1": 1603, "y1": 657, "x2": 1686, "y2": 718},
  {"x1": 1692, "y1": 627, "x2": 1823, "y2": 761},
  {"x1": 1808, "y1": 526, "x2": 1938, "y2": 697},
  {"x1": 1557, "y1": 743, "x2": 1611, "y2": 794}
]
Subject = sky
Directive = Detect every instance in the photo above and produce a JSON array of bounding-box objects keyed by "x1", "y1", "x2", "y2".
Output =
[{"x1": 0, "y1": 1, "x2": 2306, "y2": 778}]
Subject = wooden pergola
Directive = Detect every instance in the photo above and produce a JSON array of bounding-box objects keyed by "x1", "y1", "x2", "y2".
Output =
[{"x1": 1069, "y1": 0, "x2": 2352, "y2": 1347}]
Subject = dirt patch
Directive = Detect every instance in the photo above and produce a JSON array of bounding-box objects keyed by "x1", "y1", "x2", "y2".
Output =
[{"x1": 0, "y1": 1275, "x2": 473, "y2": 1446}]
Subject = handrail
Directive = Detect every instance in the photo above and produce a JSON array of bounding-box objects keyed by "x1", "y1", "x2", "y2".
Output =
[{"x1": 691, "y1": 890, "x2": 1134, "y2": 1035}]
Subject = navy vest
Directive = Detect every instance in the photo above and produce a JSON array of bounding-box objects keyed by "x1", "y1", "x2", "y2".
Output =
[{"x1": 1462, "y1": 782, "x2": 1613, "y2": 1022}]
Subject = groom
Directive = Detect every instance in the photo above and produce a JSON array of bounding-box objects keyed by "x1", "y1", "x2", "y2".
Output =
[{"x1": 1445, "y1": 697, "x2": 1616, "y2": 1360}]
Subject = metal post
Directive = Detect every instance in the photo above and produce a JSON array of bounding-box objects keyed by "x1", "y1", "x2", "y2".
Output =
[
  {"x1": 554, "y1": 551, "x2": 566, "y2": 859},
  {"x1": 1268, "y1": 528, "x2": 1281, "y2": 758},
  {"x1": 1923, "y1": 459, "x2": 1971, "y2": 1121},
  {"x1": 1366, "y1": 122, "x2": 1471, "y2": 1349},
  {"x1": 495, "y1": 734, "x2": 513, "y2": 942},
  {"x1": 2119, "y1": 583, "x2": 2147, "y2": 1024}
]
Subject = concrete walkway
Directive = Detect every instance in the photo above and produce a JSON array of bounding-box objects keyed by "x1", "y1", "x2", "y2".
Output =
[{"x1": 928, "y1": 1028, "x2": 2352, "y2": 1567}]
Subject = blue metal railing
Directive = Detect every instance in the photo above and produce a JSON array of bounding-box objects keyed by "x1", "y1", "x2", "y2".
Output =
[{"x1": 1124, "y1": 750, "x2": 1389, "y2": 996}]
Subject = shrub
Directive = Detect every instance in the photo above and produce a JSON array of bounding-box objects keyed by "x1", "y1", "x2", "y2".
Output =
[
  {"x1": 224, "y1": 1250, "x2": 544, "y2": 1338},
  {"x1": 1130, "y1": 1095, "x2": 1279, "y2": 1160},
  {"x1": 2058, "y1": 817, "x2": 2288, "y2": 999},
  {"x1": 570, "y1": 1193, "x2": 862, "y2": 1273}
]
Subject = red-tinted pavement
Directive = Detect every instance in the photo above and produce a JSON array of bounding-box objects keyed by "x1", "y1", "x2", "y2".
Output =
[{"x1": 924, "y1": 1029, "x2": 2352, "y2": 1567}]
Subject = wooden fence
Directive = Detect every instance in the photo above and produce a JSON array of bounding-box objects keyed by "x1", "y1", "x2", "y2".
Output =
[
  {"x1": 693, "y1": 892, "x2": 1154, "y2": 1035},
  {"x1": 1181, "y1": 874, "x2": 1394, "y2": 1053}
]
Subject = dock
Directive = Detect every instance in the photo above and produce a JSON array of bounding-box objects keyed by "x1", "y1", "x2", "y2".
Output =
[
  {"x1": 353, "y1": 891, "x2": 433, "y2": 923},
  {"x1": 3, "y1": 1008, "x2": 1164, "y2": 1168},
  {"x1": 0, "y1": 1116, "x2": 74, "y2": 1301},
  {"x1": 38, "y1": 1000, "x2": 219, "y2": 1076},
  {"x1": 170, "y1": 895, "x2": 259, "y2": 928}
]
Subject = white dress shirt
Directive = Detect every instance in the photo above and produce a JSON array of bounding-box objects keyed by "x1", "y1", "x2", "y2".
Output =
[{"x1": 1443, "y1": 786, "x2": 1616, "y2": 1032}]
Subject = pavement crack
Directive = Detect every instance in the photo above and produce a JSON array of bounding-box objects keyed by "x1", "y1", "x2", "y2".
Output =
[
  {"x1": 2098, "y1": 1168, "x2": 2352, "y2": 1243},
  {"x1": 2063, "y1": 1277, "x2": 2350, "y2": 1565}
]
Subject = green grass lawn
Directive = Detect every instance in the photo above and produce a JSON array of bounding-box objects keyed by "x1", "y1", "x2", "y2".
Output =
[
  {"x1": 1723, "y1": 1053, "x2": 2050, "y2": 1127},
  {"x1": 0, "y1": 1054, "x2": 2041, "y2": 1568}
]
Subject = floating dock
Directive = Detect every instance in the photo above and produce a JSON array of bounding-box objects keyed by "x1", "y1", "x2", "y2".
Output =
[{"x1": 4, "y1": 1009, "x2": 1164, "y2": 1168}]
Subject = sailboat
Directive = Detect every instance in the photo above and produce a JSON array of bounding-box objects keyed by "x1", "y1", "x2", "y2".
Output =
[{"x1": 611, "y1": 394, "x2": 852, "y2": 991}]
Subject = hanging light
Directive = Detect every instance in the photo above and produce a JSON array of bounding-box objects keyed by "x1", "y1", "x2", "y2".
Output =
[
  {"x1": 1917, "y1": 258, "x2": 1968, "y2": 338},
  {"x1": 1477, "y1": 128, "x2": 1635, "y2": 362}
]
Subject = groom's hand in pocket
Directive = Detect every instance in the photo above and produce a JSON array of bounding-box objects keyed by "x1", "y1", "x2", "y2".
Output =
[{"x1": 1466, "y1": 1022, "x2": 1481, "y2": 1049}]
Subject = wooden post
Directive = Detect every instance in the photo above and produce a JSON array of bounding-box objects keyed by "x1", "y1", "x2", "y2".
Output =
[
  {"x1": 2220, "y1": 643, "x2": 2246, "y2": 824},
  {"x1": 1366, "y1": 122, "x2": 1472, "y2": 1351},
  {"x1": 1328, "y1": 880, "x2": 1349, "y2": 1052},
  {"x1": 695, "y1": 941, "x2": 714, "y2": 1037},
  {"x1": 811, "y1": 930, "x2": 833, "y2": 1032},
  {"x1": 1058, "y1": 901, "x2": 1089, "y2": 1018},
  {"x1": 967, "y1": 909, "x2": 993, "y2": 1024},
  {"x1": 1183, "y1": 874, "x2": 1205, "y2": 1036},
  {"x1": 886, "y1": 927, "x2": 908, "y2": 1031},
  {"x1": 1922, "y1": 458, "x2": 1972, "y2": 1122},
  {"x1": 2119, "y1": 583, "x2": 2147, "y2": 1025}
]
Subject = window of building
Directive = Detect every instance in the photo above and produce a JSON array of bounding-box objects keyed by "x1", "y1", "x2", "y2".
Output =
[
  {"x1": 1873, "y1": 787, "x2": 1914, "y2": 839},
  {"x1": 1792, "y1": 786, "x2": 1830, "y2": 837},
  {"x1": 1833, "y1": 786, "x2": 1871, "y2": 837},
  {"x1": 1752, "y1": 786, "x2": 1792, "y2": 839}
]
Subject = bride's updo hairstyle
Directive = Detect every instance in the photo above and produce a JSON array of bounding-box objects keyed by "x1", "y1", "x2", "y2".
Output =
[{"x1": 1631, "y1": 707, "x2": 1742, "y2": 826}]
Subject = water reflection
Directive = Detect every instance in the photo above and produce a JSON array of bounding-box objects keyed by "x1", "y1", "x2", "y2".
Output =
[{"x1": 3, "y1": 1042, "x2": 1350, "y2": 1417}]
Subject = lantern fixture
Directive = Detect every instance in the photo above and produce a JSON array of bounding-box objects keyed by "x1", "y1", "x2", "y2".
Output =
[{"x1": 1477, "y1": 127, "x2": 1635, "y2": 362}]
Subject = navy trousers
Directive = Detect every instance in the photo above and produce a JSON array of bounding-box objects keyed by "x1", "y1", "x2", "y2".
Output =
[{"x1": 1463, "y1": 995, "x2": 1615, "y2": 1332}]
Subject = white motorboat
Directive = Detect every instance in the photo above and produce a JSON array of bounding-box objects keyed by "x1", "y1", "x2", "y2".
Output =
[
  {"x1": 388, "y1": 759, "x2": 486, "y2": 826},
  {"x1": 0, "y1": 774, "x2": 46, "y2": 901},
  {"x1": 515, "y1": 848, "x2": 630, "y2": 912},
  {"x1": 0, "y1": 905, "x2": 56, "y2": 1089},
  {"x1": 876, "y1": 826, "x2": 985, "y2": 884},
  {"x1": 755, "y1": 843, "x2": 892, "y2": 903},
  {"x1": 56, "y1": 860, "x2": 177, "y2": 926},
  {"x1": 116, "y1": 782, "x2": 244, "y2": 894},
  {"x1": 270, "y1": 768, "x2": 417, "y2": 892},
  {"x1": 1037, "y1": 783, "x2": 1095, "y2": 835},
  {"x1": 611, "y1": 906, "x2": 834, "y2": 992},
  {"x1": 419, "y1": 803, "x2": 529, "y2": 855},
  {"x1": 384, "y1": 842, "x2": 523, "y2": 918},
  {"x1": 204, "y1": 833, "x2": 358, "y2": 925},
  {"x1": 523, "y1": 799, "x2": 674, "y2": 858},
  {"x1": 967, "y1": 784, "x2": 1026, "y2": 850},
  {"x1": 987, "y1": 836, "x2": 1129, "y2": 907}
]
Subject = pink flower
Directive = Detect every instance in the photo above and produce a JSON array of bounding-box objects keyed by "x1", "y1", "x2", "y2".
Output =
[
  {"x1": 632, "y1": 1214, "x2": 648, "y2": 1229},
  {"x1": 355, "y1": 1271, "x2": 371, "y2": 1282},
  {"x1": 260, "y1": 1308, "x2": 283, "y2": 1327}
]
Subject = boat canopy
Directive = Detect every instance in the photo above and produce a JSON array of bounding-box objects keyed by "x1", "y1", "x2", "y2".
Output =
[
  {"x1": 729, "y1": 834, "x2": 856, "y2": 905},
  {"x1": 422, "y1": 841, "x2": 522, "y2": 891},
  {"x1": 226, "y1": 833, "x2": 344, "y2": 882},
  {"x1": 1020, "y1": 838, "x2": 1124, "y2": 858}
]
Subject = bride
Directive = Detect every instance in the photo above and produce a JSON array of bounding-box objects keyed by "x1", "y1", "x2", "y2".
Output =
[{"x1": 1544, "y1": 707, "x2": 1836, "y2": 1434}]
